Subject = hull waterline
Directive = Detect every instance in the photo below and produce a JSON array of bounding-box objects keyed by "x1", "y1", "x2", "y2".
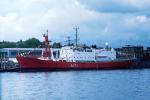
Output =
[{"x1": 16, "y1": 56, "x2": 133, "y2": 70}]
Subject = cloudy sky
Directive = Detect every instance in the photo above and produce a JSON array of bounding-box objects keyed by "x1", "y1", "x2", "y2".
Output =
[{"x1": 0, "y1": 0, "x2": 150, "y2": 47}]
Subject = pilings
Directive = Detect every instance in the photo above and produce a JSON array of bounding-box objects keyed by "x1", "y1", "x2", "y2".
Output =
[{"x1": 0, "y1": 54, "x2": 19, "y2": 72}]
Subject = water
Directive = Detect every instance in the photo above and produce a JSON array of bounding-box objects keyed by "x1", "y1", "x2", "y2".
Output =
[{"x1": 0, "y1": 69, "x2": 150, "y2": 100}]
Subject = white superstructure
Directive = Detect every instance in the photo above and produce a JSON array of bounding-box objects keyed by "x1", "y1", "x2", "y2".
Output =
[{"x1": 56, "y1": 46, "x2": 116, "y2": 62}]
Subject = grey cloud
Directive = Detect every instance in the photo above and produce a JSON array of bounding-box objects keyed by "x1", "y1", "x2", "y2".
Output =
[
  {"x1": 79, "y1": 0, "x2": 150, "y2": 16},
  {"x1": 0, "y1": 0, "x2": 150, "y2": 47}
]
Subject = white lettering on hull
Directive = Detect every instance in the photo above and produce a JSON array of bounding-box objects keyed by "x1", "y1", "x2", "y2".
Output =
[{"x1": 70, "y1": 64, "x2": 78, "y2": 68}]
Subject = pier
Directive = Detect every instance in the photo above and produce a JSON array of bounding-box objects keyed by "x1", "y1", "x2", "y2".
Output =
[
  {"x1": 0, "y1": 46, "x2": 150, "y2": 72},
  {"x1": 0, "y1": 54, "x2": 19, "y2": 72}
]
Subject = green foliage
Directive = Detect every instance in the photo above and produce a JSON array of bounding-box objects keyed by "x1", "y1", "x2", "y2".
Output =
[
  {"x1": 24, "y1": 38, "x2": 42, "y2": 48},
  {"x1": 0, "y1": 41, "x2": 17, "y2": 48},
  {"x1": 0, "y1": 38, "x2": 42, "y2": 48},
  {"x1": 0, "y1": 38, "x2": 67, "y2": 48}
]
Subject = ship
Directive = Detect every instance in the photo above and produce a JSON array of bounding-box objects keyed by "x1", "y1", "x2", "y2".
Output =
[{"x1": 16, "y1": 28, "x2": 133, "y2": 70}]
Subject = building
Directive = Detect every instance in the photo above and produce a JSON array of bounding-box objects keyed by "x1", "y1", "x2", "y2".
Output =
[
  {"x1": 0, "y1": 48, "x2": 44, "y2": 58},
  {"x1": 0, "y1": 48, "x2": 61, "y2": 62},
  {"x1": 115, "y1": 48, "x2": 123, "y2": 59},
  {"x1": 0, "y1": 48, "x2": 44, "y2": 63},
  {"x1": 143, "y1": 47, "x2": 150, "y2": 61},
  {"x1": 122, "y1": 45, "x2": 144, "y2": 61}
]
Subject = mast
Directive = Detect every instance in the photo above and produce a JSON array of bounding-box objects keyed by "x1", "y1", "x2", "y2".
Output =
[
  {"x1": 74, "y1": 26, "x2": 79, "y2": 47},
  {"x1": 43, "y1": 29, "x2": 51, "y2": 58}
]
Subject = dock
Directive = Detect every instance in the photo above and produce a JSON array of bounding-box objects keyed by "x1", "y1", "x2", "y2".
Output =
[{"x1": 0, "y1": 55, "x2": 20, "y2": 72}]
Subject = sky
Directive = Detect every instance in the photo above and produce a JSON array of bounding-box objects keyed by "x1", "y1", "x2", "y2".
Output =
[{"x1": 0, "y1": 0, "x2": 150, "y2": 47}]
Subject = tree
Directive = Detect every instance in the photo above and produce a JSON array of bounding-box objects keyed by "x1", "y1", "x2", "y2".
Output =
[
  {"x1": 0, "y1": 41, "x2": 17, "y2": 48},
  {"x1": 24, "y1": 38, "x2": 42, "y2": 48}
]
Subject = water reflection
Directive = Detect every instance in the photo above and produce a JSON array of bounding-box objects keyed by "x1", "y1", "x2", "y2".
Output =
[{"x1": 0, "y1": 69, "x2": 150, "y2": 100}]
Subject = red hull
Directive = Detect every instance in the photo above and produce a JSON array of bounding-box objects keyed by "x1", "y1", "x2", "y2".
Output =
[{"x1": 16, "y1": 56, "x2": 133, "y2": 70}]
